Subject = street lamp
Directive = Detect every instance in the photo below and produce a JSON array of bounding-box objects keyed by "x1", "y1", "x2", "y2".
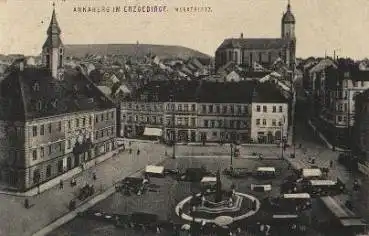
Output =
[{"x1": 230, "y1": 143, "x2": 233, "y2": 170}]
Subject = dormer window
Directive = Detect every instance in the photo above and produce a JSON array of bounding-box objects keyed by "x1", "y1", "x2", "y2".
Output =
[
  {"x1": 33, "y1": 82, "x2": 40, "y2": 92},
  {"x1": 59, "y1": 48, "x2": 63, "y2": 54}
]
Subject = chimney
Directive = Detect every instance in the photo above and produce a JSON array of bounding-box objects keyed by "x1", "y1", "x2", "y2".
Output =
[{"x1": 240, "y1": 33, "x2": 244, "y2": 39}]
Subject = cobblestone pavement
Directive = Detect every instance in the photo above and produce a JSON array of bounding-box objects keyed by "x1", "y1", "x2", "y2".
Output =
[
  {"x1": 50, "y1": 157, "x2": 294, "y2": 236},
  {"x1": 0, "y1": 142, "x2": 167, "y2": 236}
]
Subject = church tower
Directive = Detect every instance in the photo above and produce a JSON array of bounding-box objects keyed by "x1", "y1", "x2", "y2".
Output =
[
  {"x1": 42, "y1": 4, "x2": 64, "y2": 80},
  {"x1": 281, "y1": 0, "x2": 296, "y2": 69},
  {"x1": 281, "y1": 0, "x2": 295, "y2": 39}
]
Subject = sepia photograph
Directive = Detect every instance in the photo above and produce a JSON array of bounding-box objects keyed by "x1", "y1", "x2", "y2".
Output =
[{"x1": 0, "y1": 0, "x2": 369, "y2": 235}]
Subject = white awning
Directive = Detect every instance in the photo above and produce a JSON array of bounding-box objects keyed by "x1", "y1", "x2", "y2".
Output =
[
  {"x1": 302, "y1": 168, "x2": 322, "y2": 178},
  {"x1": 143, "y1": 127, "x2": 162, "y2": 137},
  {"x1": 283, "y1": 193, "x2": 311, "y2": 199},
  {"x1": 272, "y1": 214, "x2": 298, "y2": 219},
  {"x1": 257, "y1": 167, "x2": 275, "y2": 172},
  {"x1": 201, "y1": 177, "x2": 217, "y2": 183},
  {"x1": 145, "y1": 165, "x2": 164, "y2": 174},
  {"x1": 309, "y1": 180, "x2": 337, "y2": 186},
  {"x1": 251, "y1": 184, "x2": 272, "y2": 191}
]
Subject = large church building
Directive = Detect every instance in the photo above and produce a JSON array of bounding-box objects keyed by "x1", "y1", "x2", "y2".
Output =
[{"x1": 215, "y1": 1, "x2": 296, "y2": 71}]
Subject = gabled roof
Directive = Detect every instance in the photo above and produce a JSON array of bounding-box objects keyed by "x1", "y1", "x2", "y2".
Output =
[
  {"x1": 217, "y1": 38, "x2": 288, "y2": 50},
  {"x1": 309, "y1": 58, "x2": 337, "y2": 73},
  {"x1": 0, "y1": 67, "x2": 114, "y2": 121}
]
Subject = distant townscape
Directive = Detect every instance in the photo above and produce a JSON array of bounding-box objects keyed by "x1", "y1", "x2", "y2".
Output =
[{"x1": 2, "y1": 2, "x2": 369, "y2": 236}]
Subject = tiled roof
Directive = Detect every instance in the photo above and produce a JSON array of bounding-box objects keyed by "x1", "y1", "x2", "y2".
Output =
[
  {"x1": 0, "y1": 67, "x2": 114, "y2": 121},
  {"x1": 252, "y1": 82, "x2": 289, "y2": 103},
  {"x1": 129, "y1": 79, "x2": 287, "y2": 104},
  {"x1": 217, "y1": 38, "x2": 288, "y2": 50},
  {"x1": 198, "y1": 81, "x2": 256, "y2": 103}
]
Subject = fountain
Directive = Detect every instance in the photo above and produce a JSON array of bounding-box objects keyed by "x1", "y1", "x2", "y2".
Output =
[{"x1": 175, "y1": 169, "x2": 261, "y2": 225}]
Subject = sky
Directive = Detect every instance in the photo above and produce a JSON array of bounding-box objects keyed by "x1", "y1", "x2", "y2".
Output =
[{"x1": 1, "y1": 0, "x2": 369, "y2": 59}]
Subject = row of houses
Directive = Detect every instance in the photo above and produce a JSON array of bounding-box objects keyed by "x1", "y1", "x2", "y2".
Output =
[
  {"x1": 120, "y1": 80, "x2": 289, "y2": 145},
  {"x1": 300, "y1": 57, "x2": 369, "y2": 162}
]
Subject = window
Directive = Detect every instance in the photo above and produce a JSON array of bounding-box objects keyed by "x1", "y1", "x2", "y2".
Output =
[
  {"x1": 223, "y1": 106, "x2": 227, "y2": 113},
  {"x1": 237, "y1": 105, "x2": 241, "y2": 114},
  {"x1": 82, "y1": 118, "x2": 86, "y2": 126},
  {"x1": 76, "y1": 118, "x2": 79, "y2": 127},
  {"x1": 32, "y1": 126, "x2": 37, "y2": 137},
  {"x1": 49, "y1": 145, "x2": 52, "y2": 154},
  {"x1": 212, "y1": 132, "x2": 218, "y2": 137},
  {"x1": 272, "y1": 106, "x2": 276, "y2": 113},
  {"x1": 105, "y1": 113, "x2": 108, "y2": 121},
  {"x1": 244, "y1": 106, "x2": 248, "y2": 113},
  {"x1": 191, "y1": 118, "x2": 196, "y2": 127},
  {"x1": 209, "y1": 105, "x2": 213, "y2": 113},
  {"x1": 230, "y1": 106, "x2": 234, "y2": 113},
  {"x1": 46, "y1": 165, "x2": 51, "y2": 178},
  {"x1": 95, "y1": 116, "x2": 98, "y2": 123},
  {"x1": 48, "y1": 123, "x2": 52, "y2": 133},
  {"x1": 230, "y1": 120, "x2": 234, "y2": 128},
  {"x1": 67, "y1": 140, "x2": 71, "y2": 149},
  {"x1": 204, "y1": 120, "x2": 209, "y2": 127},
  {"x1": 354, "y1": 81, "x2": 358, "y2": 87},
  {"x1": 211, "y1": 120, "x2": 215, "y2": 128},
  {"x1": 191, "y1": 104, "x2": 196, "y2": 111},
  {"x1": 263, "y1": 106, "x2": 267, "y2": 112},
  {"x1": 256, "y1": 119, "x2": 260, "y2": 125},
  {"x1": 100, "y1": 114, "x2": 104, "y2": 122},
  {"x1": 278, "y1": 120, "x2": 282, "y2": 126},
  {"x1": 272, "y1": 119, "x2": 276, "y2": 126},
  {"x1": 58, "y1": 142, "x2": 62, "y2": 151},
  {"x1": 216, "y1": 105, "x2": 220, "y2": 113},
  {"x1": 184, "y1": 118, "x2": 189, "y2": 126},
  {"x1": 178, "y1": 105, "x2": 182, "y2": 111},
  {"x1": 184, "y1": 104, "x2": 189, "y2": 111},
  {"x1": 37, "y1": 101, "x2": 42, "y2": 111},
  {"x1": 32, "y1": 150, "x2": 37, "y2": 160},
  {"x1": 40, "y1": 147, "x2": 44, "y2": 158},
  {"x1": 202, "y1": 105, "x2": 206, "y2": 113},
  {"x1": 256, "y1": 105, "x2": 261, "y2": 112},
  {"x1": 40, "y1": 125, "x2": 44, "y2": 135},
  {"x1": 262, "y1": 119, "x2": 267, "y2": 125},
  {"x1": 279, "y1": 106, "x2": 283, "y2": 112},
  {"x1": 166, "y1": 104, "x2": 170, "y2": 111},
  {"x1": 338, "y1": 116, "x2": 342, "y2": 122},
  {"x1": 58, "y1": 121, "x2": 62, "y2": 131},
  {"x1": 68, "y1": 120, "x2": 71, "y2": 129},
  {"x1": 361, "y1": 81, "x2": 365, "y2": 87}
]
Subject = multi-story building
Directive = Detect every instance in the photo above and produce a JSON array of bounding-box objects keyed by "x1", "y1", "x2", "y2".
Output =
[
  {"x1": 311, "y1": 58, "x2": 369, "y2": 147},
  {"x1": 251, "y1": 83, "x2": 289, "y2": 143},
  {"x1": 120, "y1": 80, "x2": 288, "y2": 144},
  {"x1": 215, "y1": 1, "x2": 296, "y2": 71},
  {"x1": 353, "y1": 90, "x2": 369, "y2": 159},
  {"x1": 0, "y1": 8, "x2": 116, "y2": 191},
  {"x1": 196, "y1": 82, "x2": 254, "y2": 143}
]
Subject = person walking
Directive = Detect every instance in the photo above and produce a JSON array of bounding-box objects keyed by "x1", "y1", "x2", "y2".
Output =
[
  {"x1": 93, "y1": 172, "x2": 97, "y2": 181},
  {"x1": 59, "y1": 179, "x2": 64, "y2": 189},
  {"x1": 24, "y1": 198, "x2": 29, "y2": 209},
  {"x1": 137, "y1": 149, "x2": 140, "y2": 155}
]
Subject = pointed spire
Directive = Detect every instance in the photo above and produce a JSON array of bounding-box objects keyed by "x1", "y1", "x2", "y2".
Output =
[
  {"x1": 287, "y1": 0, "x2": 291, "y2": 11},
  {"x1": 47, "y1": 2, "x2": 61, "y2": 35}
]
